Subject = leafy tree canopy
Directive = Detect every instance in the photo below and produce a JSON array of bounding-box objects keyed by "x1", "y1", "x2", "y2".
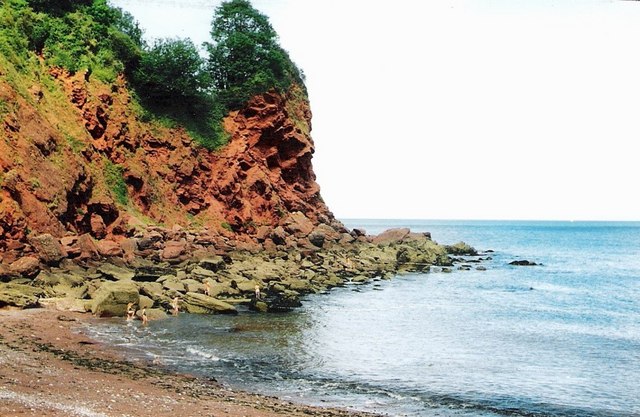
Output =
[
  {"x1": 206, "y1": 0, "x2": 305, "y2": 109},
  {"x1": 0, "y1": 0, "x2": 305, "y2": 150},
  {"x1": 133, "y1": 38, "x2": 210, "y2": 108}
]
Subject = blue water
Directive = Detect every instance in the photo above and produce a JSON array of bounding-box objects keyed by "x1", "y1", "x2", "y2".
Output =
[{"x1": 87, "y1": 220, "x2": 640, "y2": 416}]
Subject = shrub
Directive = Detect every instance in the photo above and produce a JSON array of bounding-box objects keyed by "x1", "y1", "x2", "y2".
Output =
[{"x1": 133, "y1": 38, "x2": 211, "y2": 108}]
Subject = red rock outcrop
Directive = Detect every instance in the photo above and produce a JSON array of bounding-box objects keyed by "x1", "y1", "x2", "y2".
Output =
[
  {"x1": 207, "y1": 87, "x2": 334, "y2": 232},
  {"x1": 1, "y1": 62, "x2": 340, "y2": 253}
]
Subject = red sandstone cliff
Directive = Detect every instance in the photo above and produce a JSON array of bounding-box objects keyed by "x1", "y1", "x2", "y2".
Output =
[{"x1": 0, "y1": 65, "x2": 340, "y2": 255}]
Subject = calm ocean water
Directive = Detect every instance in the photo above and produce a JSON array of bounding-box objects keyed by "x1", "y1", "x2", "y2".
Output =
[{"x1": 87, "y1": 220, "x2": 640, "y2": 417}]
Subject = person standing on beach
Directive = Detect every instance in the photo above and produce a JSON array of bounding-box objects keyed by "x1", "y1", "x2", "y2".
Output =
[
  {"x1": 126, "y1": 303, "x2": 135, "y2": 321},
  {"x1": 141, "y1": 307, "x2": 148, "y2": 325},
  {"x1": 254, "y1": 284, "x2": 261, "y2": 300},
  {"x1": 171, "y1": 296, "x2": 180, "y2": 316}
]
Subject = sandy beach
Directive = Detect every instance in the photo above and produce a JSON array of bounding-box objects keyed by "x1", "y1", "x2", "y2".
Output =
[{"x1": 0, "y1": 308, "x2": 378, "y2": 417}]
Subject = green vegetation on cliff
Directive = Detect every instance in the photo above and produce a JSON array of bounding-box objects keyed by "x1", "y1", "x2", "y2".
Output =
[
  {"x1": 0, "y1": 0, "x2": 142, "y2": 80},
  {"x1": 0, "y1": 0, "x2": 304, "y2": 149},
  {"x1": 206, "y1": 0, "x2": 305, "y2": 109}
]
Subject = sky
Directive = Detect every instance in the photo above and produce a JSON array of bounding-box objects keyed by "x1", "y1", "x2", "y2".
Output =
[{"x1": 110, "y1": 0, "x2": 640, "y2": 221}]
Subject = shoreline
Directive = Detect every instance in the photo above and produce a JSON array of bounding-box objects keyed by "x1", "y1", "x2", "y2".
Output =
[
  {"x1": 0, "y1": 226, "x2": 483, "y2": 416},
  {"x1": 0, "y1": 308, "x2": 380, "y2": 417}
]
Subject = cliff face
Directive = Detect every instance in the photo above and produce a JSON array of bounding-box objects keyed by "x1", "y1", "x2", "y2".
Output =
[
  {"x1": 212, "y1": 87, "x2": 333, "y2": 231},
  {"x1": 0, "y1": 63, "x2": 338, "y2": 254}
]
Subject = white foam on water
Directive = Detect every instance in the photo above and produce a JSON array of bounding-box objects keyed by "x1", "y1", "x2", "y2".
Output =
[{"x1": 186, "y1": 346, "x2": 221, "y2": 361}]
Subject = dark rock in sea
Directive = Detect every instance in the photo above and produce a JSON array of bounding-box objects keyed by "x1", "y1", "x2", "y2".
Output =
[
  {"x1": 265, "y1": 292, "x2": 302, "y2": 313},
  {"x1": 444, "y1": 241, "x2": 478, "y2": 256},
  {"x1": 509, "y1": 260, "x2": 539, "y2": 266}
]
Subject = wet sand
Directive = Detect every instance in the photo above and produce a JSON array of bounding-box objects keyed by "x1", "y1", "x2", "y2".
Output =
[{"x1": 0, "y1": 308, "x2": 378, "y2": 417}]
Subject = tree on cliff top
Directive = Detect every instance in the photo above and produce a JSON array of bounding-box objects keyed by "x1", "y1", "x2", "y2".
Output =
[{"x1": 205, "y1": 0, "x2": 305, "y2": 109}]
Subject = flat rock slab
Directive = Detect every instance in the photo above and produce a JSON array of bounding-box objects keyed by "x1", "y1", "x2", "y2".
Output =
[
  {"x1": 0, "y1": 283, "x2": 45, "y2": 308},
  {"x1": 182, "y1": 292, "x2": 237, "y2": 315},
  {"x1": 98, "y1": 264, "x2": 135, "y2": 281}
]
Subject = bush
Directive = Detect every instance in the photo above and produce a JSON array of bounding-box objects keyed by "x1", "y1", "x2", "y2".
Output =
[
  {"x1": 131, "y1": 38, "x2": 226, "y2": 150},
  {"x1": 133, "y1": 38, "x2": 211, "y2": 107}
]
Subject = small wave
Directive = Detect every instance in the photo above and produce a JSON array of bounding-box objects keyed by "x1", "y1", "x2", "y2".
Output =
[{"x1": 186, "y1": 346, "x2": 221, "y2": 361}]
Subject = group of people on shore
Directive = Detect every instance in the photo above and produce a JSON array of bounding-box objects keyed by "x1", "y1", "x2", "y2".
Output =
[
  {"x1": 124, "y1": 283, "x2": 264, "y2": 324},
  {"x1": 126, "y1": 295, "x2": 181, "y2": 325},
  {"x1": 126, "y1": 302, "x2": 151, "y2": 325}
]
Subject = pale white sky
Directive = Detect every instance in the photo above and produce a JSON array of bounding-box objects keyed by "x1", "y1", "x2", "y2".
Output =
[{"x1": 111, "y1": 0, "x2": 640, "y2": 221}]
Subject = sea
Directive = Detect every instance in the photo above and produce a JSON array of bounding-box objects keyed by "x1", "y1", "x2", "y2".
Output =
[{"x1": 86, "y1": 220, "x2": 640, "y2": 417}]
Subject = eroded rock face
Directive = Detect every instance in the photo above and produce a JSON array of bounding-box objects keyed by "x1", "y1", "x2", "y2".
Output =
[
  {"x1": 208, "y1": 88, "x2": 336, "y2": 232},
  {"x1": 1, "y1": 68, "x2": 339, "y2": 248}
]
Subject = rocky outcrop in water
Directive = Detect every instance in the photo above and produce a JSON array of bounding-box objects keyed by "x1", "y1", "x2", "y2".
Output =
[{"x1": 0, "y1": 223, "x2": 484, "y2": 317}]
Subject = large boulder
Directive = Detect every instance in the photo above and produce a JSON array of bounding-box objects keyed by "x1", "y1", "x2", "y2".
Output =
[
  {"x1": 161, "y1": 240, "x2": 187, "y2": 261},
  {"x1": 133, "y1": 264, "x2": 175, "y2": 282},
  {"x1": 198, "y1": 256, "x2": 226, "y2": 272},
  {"x1": 282, "y1": 277, "x2": 315, "y2": 293},
  {"x1": 0, "y1": 264, "x2": 17, "y2": 282},
  {"x1": 138, "y1": 294, "x2": 154, "y2": 310},
  {"x1": 136, "y1": 308, "x2": 167, "y2": 321},
  {"x1": 205, "y1": 281, "x2": 238, "y2": 298},
  {"x1": 76, "y1": 234, "x2": 100, "y2": 260},
  {"x1": 282, "y1": 212, "x2": 315, "y2": 237},
  {"x1": 98, "y1": 263, "x2": 135, "y2": 281},
  {"x1": 372, "y1": 228, "x2": 411, "y2": 245},
  {"x1": 270, "y1": 226, "x2": 287, "y2": 245},
  {"x1": 191, "y1": 266, "x2": 216, "y2": 279},
  {"x1": 444, "y1": 241, "x2": 478, "y2": 256},
  {"x1": 139, "y1": 282, "x2": 165, "y2": 302},
  {"x1": 29, "y1": 234, "x2": 66, "y2": 265},
  {"x1": 162, "y1": 279, "x2": 186, "y2": 294},
  {"x1": 307, "y1": 231, "x2": 325, "y2": 248},
  {"x1": 91, "y1": 281, "x2": 139, "y2": 317},
  {"x1": 38, "y1": 297, "x2": 89, "y2": 312},
  {"x1": 97, "y1": 240, "x2": 123, "y2": 257},
  {"x1": 0, "y1": 283, "x2": 45, "y2": 308},
  {"x1": 182, "y1": 292, "x2": 237, "y2": 315},
  {"x1": 33, "y1": 270, "x2": 83, "y2": 288},
  {"x1": 9, "y1": 256, "x2": 41, "y2": 278}
]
